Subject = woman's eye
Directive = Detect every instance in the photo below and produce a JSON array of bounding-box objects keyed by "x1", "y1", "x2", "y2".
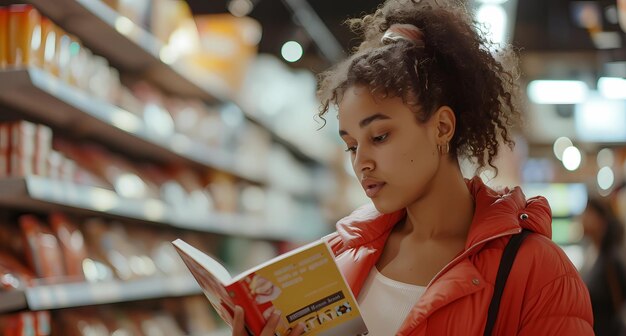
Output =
[
  {"x1": 373, "y1": 133, "x2": 388, "y2": 143},
  {"x1": 345, "y1": 146, "x2": 357, "y2": 153}
]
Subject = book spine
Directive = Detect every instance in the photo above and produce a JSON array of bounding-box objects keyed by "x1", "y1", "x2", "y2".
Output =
[{"x1": 226, "y1": 281, "x2": 265, "y2": 336}]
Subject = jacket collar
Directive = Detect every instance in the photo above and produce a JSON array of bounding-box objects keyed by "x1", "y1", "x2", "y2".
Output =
[{"x1": 335, "y1": 176, "x2": 552, "y2": 250}]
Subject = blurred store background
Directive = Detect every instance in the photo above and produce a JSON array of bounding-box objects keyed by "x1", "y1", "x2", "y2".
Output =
[{"x1": 0, "y1": 0, "x2": 624, "y2": 334}]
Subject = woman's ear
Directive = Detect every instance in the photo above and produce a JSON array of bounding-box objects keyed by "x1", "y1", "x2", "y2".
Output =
[{"x1": 434, "y1": 105, "x2": 456, "y2": 142}]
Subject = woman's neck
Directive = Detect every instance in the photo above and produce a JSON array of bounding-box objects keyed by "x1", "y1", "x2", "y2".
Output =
[{"x1": 399, "y1": 159, "x2": 475, "y2": 242}]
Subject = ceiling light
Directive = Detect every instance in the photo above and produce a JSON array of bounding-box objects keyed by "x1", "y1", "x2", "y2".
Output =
[
  {"x1": 598, "y1": 77, "x2": 626, "y2": 99},
  {"x1": 228, "y1": 0, "x2": 254, "y2": 17},
  {"x1": 281, "y1": 41, "x2": 303, "y2": 63},
  {"x1": 476, "y1": 4, "x2": 508, "y2": 47},
  {"x1": 562, "y1": 146, "x2": 582, "y2": 171},
  {"x1": 527, "y1": 80, "x2": 588, "y2": 104},
  {"x1": 553, "y1": 137, "x2": 573, "y2": 161},
  {"x1": 597, "y1": 166, "x2": 615, "y2": 190},
  {"x1": 597, "y1": 148, "x2": 614, "y2": 167},
  {"x1": 575, "y1": 93, "x2": 626, "y2": 142}
]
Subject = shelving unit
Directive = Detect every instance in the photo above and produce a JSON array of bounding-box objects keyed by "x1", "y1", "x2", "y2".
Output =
[
  {"x1": 0, "y1": 1, "x2": 333, "y2": 333},
  {"x1": 25, "y1": 0, "x2": 323, "y2": 165},
  {"x1": 0, "y1": 274, "x2": 199, "y2": 313},
  {"x1": 0, "y1": 67, "x2": 315, "y2": 198},
  {"x1": 0, "y1": 176, "x2": 313, "y2": 241}
]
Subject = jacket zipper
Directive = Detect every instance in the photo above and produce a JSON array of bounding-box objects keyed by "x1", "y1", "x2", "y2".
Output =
[{"x1": 425, "y1": 228, "x2": 522, "y2": 289}]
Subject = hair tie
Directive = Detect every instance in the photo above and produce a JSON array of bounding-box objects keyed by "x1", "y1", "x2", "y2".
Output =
[{"x1": 381, "y1": 23, "x2": 425, "y2": 46}]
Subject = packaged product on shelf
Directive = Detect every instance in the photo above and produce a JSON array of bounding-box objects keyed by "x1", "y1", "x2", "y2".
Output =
[
  {"x1": 7, "y1": 4, "x2": 41, "y2": 67},
  {"x1": 233, "y1": 123, "x2": 271, "y2": 179},
  {"x1": 0, "y1": 311, "x2": 51, "y2": 336},
  {"x1": 150, "y1": 0, "x2": 196, "y2": 45},
  {"x1": 137, "y1": 163, "x2": 187, "y2": 213},
  {"x1": 55, "y1": 310, "x2": 110, "y2": 336},
  {"x1": 127, "y1": 311, "x2": 184, "y2": 336},
  {"x1": 116, "y1": 85, "x2": 145, "y2": 118},
  {"x1": 35, "y1": 311, "x2": 51, "y2": 336},
  {"x1": 52, "y1": 139, "x2": 111, "y2": 189},
  {"x1": 8, "y1": 120, "x2": 36, "y2": 177},
  {"x1": 168, "y1": 165, "x2": 214, "y2": 217},
  {"x1": 165, "y1": 98, "x2": 204, "y2": 139},
  {"x1": 188, "y1": 15, "x2": 261, "y2": 93},
  {"x1": 0, "y1": 219, "x2": 26, "y2": 259},
  {"x1": 197, "y1": 105, "x2": 228, "y2": 148},
  {"x1": 19, "y1": 214, "x2": 66, "y2": 280},
  {"x1": 267, "y1": 144, "x2": 314, "y2": 196},
  {"x1": 0, "y1": 7, "x2": 8, "y2": 68},
  {"x1": 67, "y1": 41, "x2": 91, "y2": 90},
  {"x1": 239, "y1": 184, "x2": 267, "y2": 216},
  {"x1": 49, "y1": 212, "x2": 87, "y2": 280},
  {"x1": 55, "y1": 140, "x2": 159, "y2": 198},
  {"x1": 265, "y1": 189, "x2": 297, "y2": 231},
  {"x1": 98, "y1": 309, "x2": 143, "y2": 335},
  {"x1": 0, "y1": 251, "x2": 35, "y2": 290},
  {"x1": 82, "y1": 219, "x2": 151, "y2": 281},
  {"x1": 205, "y1": 171, "x2": 238, "y2": 214},
  {"x1": 0, "y1": 120, "x2": 44, "y2": 178},
  {"x1": 149, "y1": 235, "x2": 188, "y2": 275},
  {"x1": 124, "y1": 226, "x2": 158, "y2": 277},
  {"x1": 86, "y1": 56, "x2": 121, "y2": 104},
  {"x1": 181, "y1": 296, "x2": 220, "y2": 334},
  {"x1": 55, "y1": 26, "x2": 72, "y2": 83},
  {"x1": 34, "y1": 124, "x2": 52, "y2": 176},
  {"x1": 40, "y1": 18, "x2": 59, "y2": 77},
  {"x1": 131, "y1": 81, "x2": 175, "y2": 138}
]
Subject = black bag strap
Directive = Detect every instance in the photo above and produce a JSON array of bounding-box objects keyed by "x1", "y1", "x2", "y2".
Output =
[{"x1": 483, "y1": 229, "x2": 532, "y2": 336}]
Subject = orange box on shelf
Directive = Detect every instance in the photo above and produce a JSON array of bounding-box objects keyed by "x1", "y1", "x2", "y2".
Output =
[
  {"x1": 7, "y1": 4, "x2": 42, "y2": 67},
  {"x1": 0, "y1": 7, "x2": 9, "y2": 68},
  {"x1": 40, "y1": 17, "x2": 59, "y2": 76},
  {"x1": 9, "y1": 120, "x2": 37, "y2": 177},
  {"x1": 187, "y1": 14, "x2": 260, "y2": 93}
]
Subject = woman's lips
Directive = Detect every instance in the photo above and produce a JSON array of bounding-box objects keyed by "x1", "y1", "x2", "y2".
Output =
[{"x1": 364, "y1": 182, "x2": 386, "y2": 197}]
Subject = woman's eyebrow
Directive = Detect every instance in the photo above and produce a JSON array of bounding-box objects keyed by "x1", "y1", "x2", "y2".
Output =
[{"x1": 339, "y1": 113, "x2": 391, "y2": 136}]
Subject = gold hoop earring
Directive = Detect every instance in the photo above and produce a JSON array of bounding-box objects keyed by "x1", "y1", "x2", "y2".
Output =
[{"x1": 437, "y1": 143, "x2": 450, "y2": 155}]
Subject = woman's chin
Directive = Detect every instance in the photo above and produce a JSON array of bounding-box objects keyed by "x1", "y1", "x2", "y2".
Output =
[{"x1": 371, "y1": 199, "x2": 404, "y2": 214}]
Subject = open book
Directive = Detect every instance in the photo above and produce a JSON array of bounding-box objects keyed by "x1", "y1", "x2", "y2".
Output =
[{"x1": 172, "y1": 239, "x2": 369, "y2": 336}]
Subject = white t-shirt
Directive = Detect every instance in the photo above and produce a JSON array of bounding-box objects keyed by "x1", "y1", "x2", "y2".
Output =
[{"x1": 357, "y1": 267, "x2": 426, "y2": 336}]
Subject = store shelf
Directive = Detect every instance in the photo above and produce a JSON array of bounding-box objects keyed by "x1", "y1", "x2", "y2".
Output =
[
  {"x1": 0, "y1": 176, "x2": 311, "y2": 241},
  {"x1": 26, "y1": 0, "x2": 228, "y2": 102},
  {"x1": 0, "y1": 67, "x2": 316, "y2": 198},
  {"x1": 0, "y1": 274, "x2": 200, "y2": 313},
  {"x1": 0, "y1": 290, "x2": 28, "y2": 313},
  {"x1": 25, "y1": 0, "x2": 324, "y2": 166}
]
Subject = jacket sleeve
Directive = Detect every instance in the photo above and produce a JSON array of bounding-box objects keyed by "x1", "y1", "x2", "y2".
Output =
[
  {"x1": 515, "y1": 238, "x2": 595, "y2": 336},
  {"x1": 517, "y1": 272, "x2": 594, "y2": 335}
]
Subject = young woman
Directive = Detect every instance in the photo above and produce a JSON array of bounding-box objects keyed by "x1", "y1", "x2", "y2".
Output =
[
  {"x1": 581, "y1": 198, "x2": 626, "y2": 336},
  {"x1": 231, "y1": 0, "x2": 594, "y2": 335}
]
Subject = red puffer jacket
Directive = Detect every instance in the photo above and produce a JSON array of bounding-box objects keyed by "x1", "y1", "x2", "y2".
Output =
[{"x1": 324, "y1": 177, "x2": 594, "y2": 335}]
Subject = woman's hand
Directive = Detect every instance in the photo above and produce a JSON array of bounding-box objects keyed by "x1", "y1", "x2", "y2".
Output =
[{"x1": 231, "y1": 306, "x2": 305, "y2": 336}]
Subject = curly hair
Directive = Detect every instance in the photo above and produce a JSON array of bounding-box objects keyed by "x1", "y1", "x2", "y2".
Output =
[{"x1": 317, "y1": 0, "x2": 521, "y2": 172}]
